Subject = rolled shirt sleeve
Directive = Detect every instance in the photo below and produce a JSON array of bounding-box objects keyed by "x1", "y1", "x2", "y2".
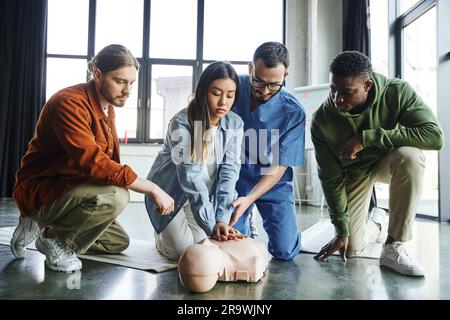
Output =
[{"x1": 214, "y1": 119, "x2": 244, "y2": 224}]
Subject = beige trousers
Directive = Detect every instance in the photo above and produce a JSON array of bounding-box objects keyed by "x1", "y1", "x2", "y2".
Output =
[
  {"x1": 346, "y1": 147, "x2": 425, "y2": 256},
  {"x1": 33, "y1": 183, "x2": 130, "y2": 255},
  {"x1": 155, "y1": 203, "x2": 207, "y2": 261}
]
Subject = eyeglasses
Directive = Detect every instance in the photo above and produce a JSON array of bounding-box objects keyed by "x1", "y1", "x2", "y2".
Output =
[{"x1": 250, "y1": 73, "x2": 285, "y2": 92}]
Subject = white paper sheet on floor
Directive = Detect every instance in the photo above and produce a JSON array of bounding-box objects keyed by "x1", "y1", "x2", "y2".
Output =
[{"x1": 300, "y1": 218, "x2": 382, "y2": 259}]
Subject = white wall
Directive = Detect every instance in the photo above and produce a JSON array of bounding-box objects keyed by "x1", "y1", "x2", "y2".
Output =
[
  {"x1": 120, "y1": 144, "x2": 161, "y2": 202},
  {"x1": 286, "y1": 0, "x2": 343, "y2": 88},
  {"x1": 286, "y1": 0, "x2": 342, "y2": 206},
  {"x1": 316, "y1": 0, "x2": 343, "y2": 83},
  {"x1": 285, "y1": 0, "x2": 310, "y2": 88},
  {"x1": 437, "y1": 0, "x2": 450, "y2": 221}
]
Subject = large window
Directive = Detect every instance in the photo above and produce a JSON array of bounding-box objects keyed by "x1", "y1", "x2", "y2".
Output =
[
  {"x1": 400, "y1": 0, "x2": 421, "y2": 14},
  {"x1": 95, "y1": 0, "x2": 144, "y2": 58},
  {"x1": 46, "y1": 0, "x2": 90, "y2": 100},
  {"x1": 370, "y1": 0, "x2": 440, "y2": 219},
  {"x1": 149, "y1": 65, "x2": 193, "y2": 139},
  {"x1": 47, "y1": 0, "x2": 89, "y2": 56},
  {"x1": 369, "y1": 0, "x2": 389, "y2": 75},
  {"x1": 403, "y1": 6, "x2": 438, "y2": 217},
  {"x1": 46, "y1": 0, "x2": 285, "y2": 142},
  {"x1": 203, "y1": 0, "x2": 283, "y2": 61},
  {"x1": 149, "y1": 0, "x2": 197, "y2": 59}
]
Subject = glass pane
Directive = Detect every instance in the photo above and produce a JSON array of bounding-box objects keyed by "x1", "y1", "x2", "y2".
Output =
[
  {"x1": 378, "y1": 7, "x2": 438, "y2": 216},
  {"x1": 95, "y1": 0, "x2": 143, "y2": 57},
  {"x1": 204, "y1": 0, "x2": 283, "y2": 61},
  {"x1": 150, "y1": 65, "x2": 193, "y2": 139},
  {"x1": 149, "y1": 0, "x2": 197, "y2": 59},
  {"x1": 114, "y1": 77, "x2": 139, "y2": 140},
  {"x1": 400, "y1": 0, "x2": 420, "y2": 15},
  {"x1": 46, "y1": 58, "x2": 87, "y2": 101},
  {"x1": 47, "y1": 0, "x2": 89, "y2": 55},
  {"x1": 404, "y1": 7, "x2": 438, "y2": 216},
  {"x1": 202, "y1": 63, "x2": 249, "y2": 76},
  {"x1": 370, "y1": 0, "x2": 389, "y2": 75},
  {"x1": 232, "y1": 64, "x2": 250, "y2": 75}
]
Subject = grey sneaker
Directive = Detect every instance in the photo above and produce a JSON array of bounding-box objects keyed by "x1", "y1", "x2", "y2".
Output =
[
  {"x1": 380, "y1": 241, "x2": 425, "y2": 277},
  {"x1": 369, "y1": 207, "x2": 388, "y2": 243},
  {"x1": 35, "y1": 231, "x2": 82, "y2": 272},
  {"x1": 10, "y1": 217, "x2": 40, "y2": 259}
]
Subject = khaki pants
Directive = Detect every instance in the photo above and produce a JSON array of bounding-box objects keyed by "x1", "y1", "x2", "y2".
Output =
[
  {"x1": 155, "y1": 203, "x2": 207, "y2": 261},
  {"x1": 33, "y1": 183, "x2": 130, "y2": 255},
  {"x1": 346, "y1": 147, "x2": 425, "y2": 256}
]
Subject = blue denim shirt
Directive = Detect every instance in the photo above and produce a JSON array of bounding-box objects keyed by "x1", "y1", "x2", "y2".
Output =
[{"x1": 145, "y1": 108, "x2": 244, "y2": 235}]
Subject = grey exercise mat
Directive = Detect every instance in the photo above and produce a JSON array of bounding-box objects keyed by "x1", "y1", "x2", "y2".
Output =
[{"x1": 0, "y1": 227, "x2": 177, "y2": 272}]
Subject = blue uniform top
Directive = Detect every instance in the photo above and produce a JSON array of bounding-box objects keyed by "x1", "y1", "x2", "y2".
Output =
[{"x1": 232, "y1": 75, "x2": 306, "y2": 197}]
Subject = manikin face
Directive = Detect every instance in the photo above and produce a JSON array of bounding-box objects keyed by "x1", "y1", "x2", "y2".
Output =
[
  {"x1": 94, "y1": 66, "x2": 137, "y2": 107},
  {"x1": 249, "y1": 58, "x2": 287, "y2": 103},
  {"x1": 207, "y1": 78, "x2": 237, "y2": 126},
  {"x1": 329, "y1": 73, "x2": 373, "y2": 113}
]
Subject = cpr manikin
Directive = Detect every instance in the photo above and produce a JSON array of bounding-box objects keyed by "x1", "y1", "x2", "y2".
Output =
[{"x1": 178, "y1": 237, "x2": 270, "y2": 293}]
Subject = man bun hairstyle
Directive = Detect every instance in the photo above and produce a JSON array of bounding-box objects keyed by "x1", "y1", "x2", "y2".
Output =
[{"x1": 88, "y1": 44, "x2": 140, "y2": 76}]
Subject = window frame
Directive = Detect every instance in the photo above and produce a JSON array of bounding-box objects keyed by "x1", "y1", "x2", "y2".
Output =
[
  {"x1": 386, "y1": 0, "x2": 450, "y2": 222},
  {"x1": 45, "y1": 0, "x2": 287, "y2": 144}
]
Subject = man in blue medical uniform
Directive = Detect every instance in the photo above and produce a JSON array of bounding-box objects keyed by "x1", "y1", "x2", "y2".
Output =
[{"x1": 230, "y1": 42, "x2": 306, "y2": 260}]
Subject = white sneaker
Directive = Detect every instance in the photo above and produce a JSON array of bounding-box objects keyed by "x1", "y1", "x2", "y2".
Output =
[
  {"x1": 369, "y1": 207, "x2": 388, "y2": 243},
  {"x1": 35, "y1": 230, "x2": 82, "y2": 272},
  {"x1": 10, "y1": 217, "x2": 40, "y2": 259},
  {"x1": 380, "y1": 241, "x2": 425, "y2": 276}
]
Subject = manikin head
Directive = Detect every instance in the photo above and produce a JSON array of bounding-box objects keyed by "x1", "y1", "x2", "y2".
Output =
[{"x1": 178, "y1": 238, "x2": 270, "y2": 293}]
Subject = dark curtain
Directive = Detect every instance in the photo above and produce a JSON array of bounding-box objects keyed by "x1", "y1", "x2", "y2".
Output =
[
  {"x1": 0, "y1": 0, "x2": 48, "y2": 197},
  {"x1": 343, "y1": 0, "x2": 371, "y2": 57},
  {"x1": 343, "y1": 0, "x2": 377, "y2": 210}
]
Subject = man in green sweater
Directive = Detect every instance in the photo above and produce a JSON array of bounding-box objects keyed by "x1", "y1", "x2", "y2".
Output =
[{"x1": 311, "y1": 51, "x2": 444, "y2": 276}]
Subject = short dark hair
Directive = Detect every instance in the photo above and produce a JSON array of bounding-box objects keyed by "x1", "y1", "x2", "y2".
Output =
[
  {"x1": 330, "y1": 51, "x2": 372, "y2": 79},
  {"x1": 88, "y1": 44, "x2": 139, "y2": 75},
  {"x1": 253, "y1": 42, "x2": 289, "y2": 69}
]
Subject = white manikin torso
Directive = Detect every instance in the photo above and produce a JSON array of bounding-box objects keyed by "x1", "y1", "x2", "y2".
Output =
[{"x1": 178, "y1": 238, "x2": 270, "y2": 293}]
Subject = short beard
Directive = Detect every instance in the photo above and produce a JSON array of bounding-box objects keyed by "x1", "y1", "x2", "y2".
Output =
[
  {"x1": 250, "y1": 85, "x2": 276, "y2": 104},
  {"x1": 99, "y1": 83, "x2": 125, "y2": 107}
]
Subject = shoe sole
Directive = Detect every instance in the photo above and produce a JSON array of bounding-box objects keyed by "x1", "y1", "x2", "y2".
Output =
[
  {"x1": 10, "y1": 218, "x2": 39, "y2": 259},
  {"x1": 10, "y1": 241, "x2": 26, "y2": 259},
  {"x1": 44, "y1": 259, "x2": 82, "y2": 272},
  {"x1": 379, "y1": 257, "x2": 424, "y2": 277}
]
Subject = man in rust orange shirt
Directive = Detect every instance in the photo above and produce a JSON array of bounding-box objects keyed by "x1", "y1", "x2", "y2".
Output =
[{"x1": 10, "y1": 44, "x2": 174, "y2": 272}]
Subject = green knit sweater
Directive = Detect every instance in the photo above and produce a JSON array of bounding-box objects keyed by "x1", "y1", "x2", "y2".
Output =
[{"x1": 310, "y1": 72, "x2": 444, "y2": 237}]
